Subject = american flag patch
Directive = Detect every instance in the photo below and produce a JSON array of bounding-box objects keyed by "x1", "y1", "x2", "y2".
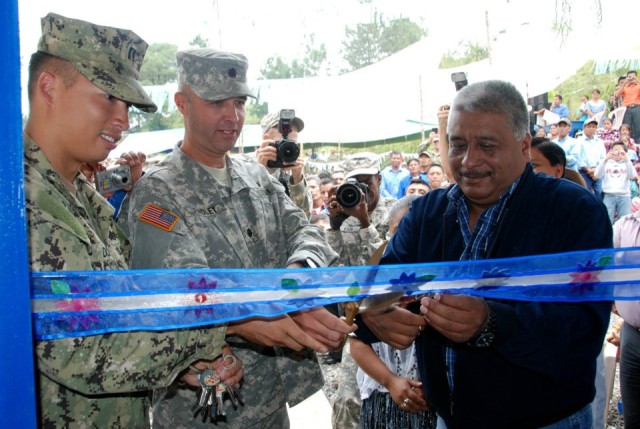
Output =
[{"x1": 138, "y1": 203, "x2": 179, "y2": 232}]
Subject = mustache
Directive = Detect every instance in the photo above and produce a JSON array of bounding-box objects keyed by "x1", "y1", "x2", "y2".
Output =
[{"x1": 460, "y1": 170, "x2": 491, "y2": 179}]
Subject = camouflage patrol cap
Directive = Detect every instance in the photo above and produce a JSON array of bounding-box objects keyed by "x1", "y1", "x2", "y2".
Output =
[
  {"x1": 38, "y1": 12, "x2": 157, "y2": 112},
  {"x1": 260, "y1": 112, "x2": 305, "y2": 134},
  {"x1": 343, "y1": 152, "x2": 381, "y2": 179},
  {"x1": 177, "y1": 48, "x2": 256, "y2": 101}
]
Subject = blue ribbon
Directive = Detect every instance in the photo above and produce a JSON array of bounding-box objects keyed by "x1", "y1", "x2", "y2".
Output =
[{"x1": 31, "y1": 247, "x2": 640, "y2": 340}]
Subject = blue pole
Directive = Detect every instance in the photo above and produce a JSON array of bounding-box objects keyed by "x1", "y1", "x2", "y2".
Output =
[{"x1": 0, "y1": 0, "x2": 38, "y2": 427}]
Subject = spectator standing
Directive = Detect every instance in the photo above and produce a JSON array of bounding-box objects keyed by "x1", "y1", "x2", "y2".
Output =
[
  {"x1": 616, "y1": 71, "x2": 640, "y2": 143},
  {"x1": 358, "y1": 80, "x2": 612, "y2": 428},
  {"x1": 553, "y1": 117, "x2": 582, "y2": 171},
  {"x1": 597, "y1": 117, "x2": 621, "y2": 152},
  {"x1": 122, "y1": 48, "x2": 352, "y2": 428},
  {"x1": 548, "y1": 123, "x2": 559, "y2": 141},
  {"x1": 576, "y1": 95, "x2": 590, "y2": 121},
  {"x1": 529, "y1": 137, "x2": 587, "y2": 187},
  {"x1": 577, "y1": 117, "x2": 606, "y2": 196},
  {"x1": 595, "y1": 141, "x2": 637, "y2": 223},
  {"x1": 418, "y1": 150, "x2": 433, "y2": 175},
  {"x1": 426, "y1": 163, "x2": 448, "y2": 189},
  {"x1": 405, "y1": 177, "x2": 431, "y2": 196},
  {"x1": 620, "y1": 123, "x2": 638, "y2": 158},
  {"x1": 380, "y1": 150, "x2": 409, "y2": 198},
  {"x1": 331, "y1": 168, "x2": 346, "y2": 185},
  {"x1": 397, "y1": 158, "x2": 424, "y2": 197},
  {"x1": 586, "y1": 89, "x2": 607, "y2": 118},
  {"x1": 307, "y1": 175, "x2": 326, "y2": 215}
]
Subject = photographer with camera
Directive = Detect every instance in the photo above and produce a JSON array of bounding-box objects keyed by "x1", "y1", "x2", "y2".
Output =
[
  {"x1": 256, "y1": 110, "x2": 312, "y2": 217},
  {"x1": 615, "y1": 71, "x2": 640, "y2": 143}
]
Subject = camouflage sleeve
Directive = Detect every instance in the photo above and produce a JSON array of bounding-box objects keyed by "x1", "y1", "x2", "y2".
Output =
[
  {"x1": 271, "y1": 176, "x2": 338, "y2": 267},
  {"x1": 36, "y1": 328, "x2": 226, "y2": 395},
  {"x1": 123, "y1": 184, "x2": 211, "y2": 270},
  {"x1": 287, "y1": 178, "x2": 312, "y2": 219},
  {"x1": 357, "y1": 224, "x2": 384, "y2": 262}
]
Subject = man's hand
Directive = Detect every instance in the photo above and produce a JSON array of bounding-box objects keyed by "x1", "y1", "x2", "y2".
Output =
[
  {"x1": 420, "y1": 293, "x2": 488, "y2": 342},
  {"x1": 284, "y1": 158, "x2": 305, "y2": 184},
  {"x1": 290, "y1": 307, "x2": 356, "y2": 350},
  {"x1": 361, "y1": 305, "x2": 427, "y2": 349},
  {"x1": 256, "y1": 136, "x2": 278, "y2": 167},
  {"x1": 226, "y1": 314, "x2": 330, "y2": 353},
  {"x1": 180, "y1": 344, "x2": 243, "y2": 388},
  {"x1": 115, "y1": 151, "x2": 147, "y2": 189}
]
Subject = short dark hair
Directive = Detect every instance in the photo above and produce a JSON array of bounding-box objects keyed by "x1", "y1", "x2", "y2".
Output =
[
  {"x1": 427, "y1": 163, "x2": 444, "y2": 174},
  {"x1": 611, "y1": 141, "x2": 626, "y2": 151},
  {"x1": 531, "y1": 137, "x2": 566, "y2": 175},
  {"x1": 28, "y1": 51, "x2": 79, "y2": 104}
]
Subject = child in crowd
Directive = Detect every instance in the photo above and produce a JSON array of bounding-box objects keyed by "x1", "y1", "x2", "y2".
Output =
[{"x1": 595, "y1": 141, "x2": 638, "y2": 223}]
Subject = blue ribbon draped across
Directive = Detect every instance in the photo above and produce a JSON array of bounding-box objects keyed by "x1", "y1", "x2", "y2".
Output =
[{"x1": 31, "y1": 247, "x2": 640, "y2": 340}]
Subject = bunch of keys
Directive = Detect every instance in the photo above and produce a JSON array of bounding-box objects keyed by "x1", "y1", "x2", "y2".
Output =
[{"x1": 191, "y1": 354, "x2": 244, "y2": 421}]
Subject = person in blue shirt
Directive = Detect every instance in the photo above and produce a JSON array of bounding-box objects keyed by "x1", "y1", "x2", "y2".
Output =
[
  {"x1": 380, "y1": 150, "x2": 409, "y2": 198},
  {"x1": 553, "y1": 117, "x2": 582, "y2": 171},
  {"x1": 356, "y1": 80, "x2": 611, "y2": 428}
]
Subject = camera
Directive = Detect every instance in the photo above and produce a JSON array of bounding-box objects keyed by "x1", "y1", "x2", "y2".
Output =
[
  {"x1": 451, "y1": 71, "x2": 468, "y2": 91},
  {"x1": 336, "y1": 178, "x2": 368, "y2": 209},
  {"x1": 95, "y1": 164, "x2": 132, "y2": 195},
  {"x1": 267, "y1": 109, "x2": 300, "y2": 168}
]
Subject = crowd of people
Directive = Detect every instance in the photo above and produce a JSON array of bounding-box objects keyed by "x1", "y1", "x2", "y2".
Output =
[{"x1": 21, "y1": 10, "x2": 640, "y2": 429}]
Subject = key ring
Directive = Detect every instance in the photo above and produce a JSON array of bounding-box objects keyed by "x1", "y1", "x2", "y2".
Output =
[{"x1": 220, "y1": 353, "x2": 238, "y2": 372}]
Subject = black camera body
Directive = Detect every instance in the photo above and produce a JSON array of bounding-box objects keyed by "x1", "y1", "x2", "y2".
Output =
[
  {"x1": 336, "y1": 178, "x2": 368, "y2": 209},
  {"x1": 95, "y1": 164, "x2": 131, "y2": 195},
  {"x1": 267, "y1": 109, "x2": 300, "y2": 168},
  {"x1": 451, "y1": 71, "x2": 468, "y2": 92}
]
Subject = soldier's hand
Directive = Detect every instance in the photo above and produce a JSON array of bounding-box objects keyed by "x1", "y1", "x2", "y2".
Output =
[
  {"x1": 226, "y1": 314, "x2": 329, "y2": 353},
  {"x1": 361, "y1": 305, "x2": 426, "y2": 350},
  {"x1": 256, "y1": 136, "x2": 277, "y2": 167},
  {"x1": 290, "y1": 307, "x2": 356, "y2": 350},
  {"x1": 179, "y1": 344, "x2": 243, "y2": 388}
]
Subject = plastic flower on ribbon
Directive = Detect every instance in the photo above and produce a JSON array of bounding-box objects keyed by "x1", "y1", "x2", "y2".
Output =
[
  {"x1": 53, "y1": 280, "x2": 101, "y2": 330},
  {"x1": 389, "y1": 272, "x2": 437, "y2": 296},
  {"x1": 475, "y1": 267, "x2": 510, "y2": 288},
  {"x1": 569, "y1": 260, "x2": 601, "y2": 294},
  {"x1": 187, "y1": 276, "x2": 218, "y2": 317}
]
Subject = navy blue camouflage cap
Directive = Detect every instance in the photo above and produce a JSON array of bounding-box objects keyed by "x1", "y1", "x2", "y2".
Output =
[
  {"x1": 38, "y1": 12, "x2": 157, "y2": 113},
  {"x1": 177, "y1": 48, "x2": 256, "y2": 101}
]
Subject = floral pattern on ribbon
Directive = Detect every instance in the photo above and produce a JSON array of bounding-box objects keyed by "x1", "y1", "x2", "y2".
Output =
[
  {"x1": 52, "y1": 280, "x2": 101, "y2": 330},
  {"x1": 569, "y1": 258, "x2": 611, "y2": 294},
  {"x1": 187, "y1": 277, "x2": 218, "y2": 317}
]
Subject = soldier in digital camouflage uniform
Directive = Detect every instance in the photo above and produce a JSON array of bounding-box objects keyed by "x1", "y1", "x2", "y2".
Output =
[
  {"x1": 324, "y1": 152, "x2": 397, "y2": 429},
  {"x1": 23, "y1": 13, "x2": 239, "y2": 428},
  {"x1": 252, "y1": 111, "x2": 313, "y2": 218},
  {"x1": 121, "y1": 48, "x2": 353, "y2": 428}
]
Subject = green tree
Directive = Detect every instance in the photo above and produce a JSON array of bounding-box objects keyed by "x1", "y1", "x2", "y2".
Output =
[
  {"x1": 342, "y1": 13, "x2": 426, "y2": 72},
  {"x1": 139, "y1": 43, "x2": 178, "y2": 85},
  {"x1": 260, "y1": 34, "x2": 327, "y2": 79},
  {"x1": 189, "y1": 34, "x2": 209, "y2": 48},
  {"x1": 440, "y1": 41, "x2": 490, "y2": 68}
]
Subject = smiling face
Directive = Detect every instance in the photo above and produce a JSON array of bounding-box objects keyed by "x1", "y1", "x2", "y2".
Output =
[
  {"x1": 448, "y1": 110, "x2": 529, "y2": 210},
  {"x1": 54, "y1": 72, "x2": 131, "y2": 166},
  {"x1": 175, "y1": 85, "x2": 246, "y2": 166}
]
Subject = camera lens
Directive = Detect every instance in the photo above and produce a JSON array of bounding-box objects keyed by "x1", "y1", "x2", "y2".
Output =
[
  {"x1": 277, "y1": 140, "x2": 300, "y2": 164},
  {"x1": 336, "y1": 182, "x2": 362, "y2": 208},
  {"x1": 112, "y1": 174, "x2": 129, "y2": 186}
]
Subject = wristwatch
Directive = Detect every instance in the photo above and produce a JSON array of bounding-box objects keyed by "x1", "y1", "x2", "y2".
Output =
[{"x1": 468, "y1": 302, "x2": 496, "y2": 348}]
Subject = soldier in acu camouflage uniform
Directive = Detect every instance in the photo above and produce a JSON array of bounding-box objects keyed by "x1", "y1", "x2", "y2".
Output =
[
  {"x1": 121, "y1": 48, "x2": 354, "y2": 428},
  {"x1": 324, "y1": 152, "x2": 397, "y2": 429},
  {"x1": 24, "y1": 13, "x2": 241, "y2": 429}
]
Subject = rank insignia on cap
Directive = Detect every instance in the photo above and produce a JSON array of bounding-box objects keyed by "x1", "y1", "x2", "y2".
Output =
[{"x1": 138, "y1": 203, "x2": 179, "y2": 232}]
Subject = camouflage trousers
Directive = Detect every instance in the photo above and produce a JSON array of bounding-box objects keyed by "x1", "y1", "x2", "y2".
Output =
[{"x1": 331, "y1": 343, "x2": 361, "y2": 429}]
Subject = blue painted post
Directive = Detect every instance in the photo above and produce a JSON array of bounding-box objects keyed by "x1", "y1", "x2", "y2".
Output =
[{"x1": 0, "y1": 0, "x2": 38, "y2": 427}]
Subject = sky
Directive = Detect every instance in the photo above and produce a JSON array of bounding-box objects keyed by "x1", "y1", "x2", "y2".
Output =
[
  {"x1": 18, "y1": 0, "x2": 585, "y2": 79},
  {"x1": 17, "y1": 0, "x2": 638, "y2": 110}
]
